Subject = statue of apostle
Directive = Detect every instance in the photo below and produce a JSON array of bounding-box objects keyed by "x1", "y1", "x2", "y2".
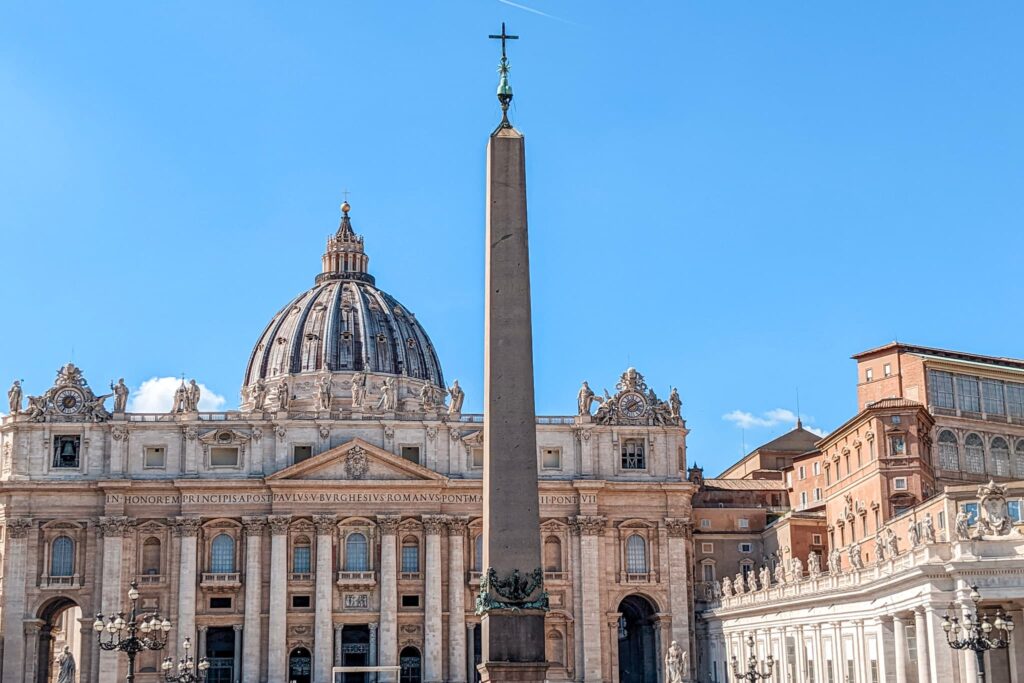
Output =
[
  {"x1": 56, "y1": 646, "x2": 76, "y2": 683},
  {"x1": 7, "y1": 380, "x2": 22, "y2": 414},
  {"x1": 447, "y1": 379, "x2": 465, "y2": 415},
  {"x1": 110, "y1": 378, "x2": 129, "y2": 413},
  {"x1": 577, "y1": 381, "x2": 597, "y2": 416}
]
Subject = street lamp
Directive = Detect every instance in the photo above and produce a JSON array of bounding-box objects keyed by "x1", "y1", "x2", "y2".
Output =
[
  {"x1": 942, "y1": 585, "x2": 1014, "y2": 683},
  {"x1": 162, "y1": 637, "x2": 210, "y2": 682},
  {"x1": 731, "y1": 635, "x2": 775, "y2": 681},
  {"x1": 93, "y1": 580, "x2": 172, "y2": 683}
]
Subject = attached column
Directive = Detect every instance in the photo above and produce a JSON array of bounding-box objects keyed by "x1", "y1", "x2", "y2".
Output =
[
  {"x1": 664, "y1": 518, "x2": 692, "y2": 679},
  {"x1": 378, "y1": 515, "x2": 401, "y2": 683},
  {"x1": 892, "y1": 615, "x2": 908, "y2": 683},
  {"x1": 369, "y1": 622, "x2": 379, "y2": 683},
  {"x1": 335, "y1": 624, "x2": 344, "y2": 668},
  {"x1": 422, "y1": 515, "x2": 445, "y2": 683},
  {"x1": 242, "y1": 517, "x2": 266, "y2": 683},
  {"x1": 1009, "y1": 607, "x2": 1024, "y2": 681},
  {"x1": 573, "y1": 515, "x2": 606, "y2": 682},
  {"x1": 447, "y1": 517, "x2": 469, "y2": 683},
  {"x1": 314, "y1": 513, "x2": 337, "y2": 683},
  {"x1": 831, "y1": 623, "x2": 843, "y2": 683},
  {"x1": 98, "y1": 516, "x2": 133, "y2": 682},
  {"x1": 268, "y1": 515, "x2": 292, "y2": 683},
  {"x1": 812, "y1": 624, "x2": 825, "y2": 683},
  {"x1": 914, "y1": 607, "x2": 931, "y2": 683},
  {"x1": 569, "y1": 522, "x2": 584, "y2": 680},
  {"x1": 173, "y1": 517, "x2": 201, "y2": 660},
  {"x1": 1, "y1": 518, "x2": 32, "y2": 683},
  {"x1": 232, "y1": 625, "x2": 243, "y2": 680}
]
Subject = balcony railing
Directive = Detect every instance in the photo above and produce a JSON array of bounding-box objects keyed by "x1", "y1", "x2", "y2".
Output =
[
  {"x1": 467, "y1": 570, "x2": 483, "y2": 586},
  {"x1": 544, "y1": 571, "x2": 567, "y2": 582},
  {"x1": 41, "y1": 574, "x2": 83, "y2": 589},
  {"x1": 336, "y1": 571, "x2": 376, "y2": 587},
  {"x1": 137, "y1": 574, "x2": 164, "y2": 585},
  {"x1": 289, "y1": 572, "x2": 313, "y2": 582},
  {"x1": 399, "y1": 571, "x2": 422, "y2": 581},
  {"x1": 620, "y1": 571, "x2": 658, "y2": 584},
  {"x1": 200, "y1": 572, "x2": 241, "y2": 589}
]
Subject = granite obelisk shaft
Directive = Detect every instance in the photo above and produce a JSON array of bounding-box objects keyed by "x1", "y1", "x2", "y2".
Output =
[{"x1": 479, "y1": 123, "x2": 549, "y2": 682}]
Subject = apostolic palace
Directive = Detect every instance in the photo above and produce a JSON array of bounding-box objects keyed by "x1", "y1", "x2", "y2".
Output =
[{"x1": 4, "y1": 55, "x2": 1024, "y2": 683}]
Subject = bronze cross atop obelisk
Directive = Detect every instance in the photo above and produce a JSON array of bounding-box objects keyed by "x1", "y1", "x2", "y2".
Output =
[{"x1": 488, "y1": 23, "x2": 519, "y2": 126}]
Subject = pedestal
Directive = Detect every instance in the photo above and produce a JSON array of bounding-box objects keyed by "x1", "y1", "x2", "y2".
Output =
[{"x1": 477, "y1": 661, "x2": 550, "y2": 683}]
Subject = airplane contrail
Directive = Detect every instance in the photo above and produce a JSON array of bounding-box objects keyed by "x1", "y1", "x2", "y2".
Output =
[{"x1": 496, "y1": 0, "x2": 577, "y2": 25}]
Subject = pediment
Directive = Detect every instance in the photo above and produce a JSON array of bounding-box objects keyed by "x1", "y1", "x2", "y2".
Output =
[{"x1": 267, "y1": 438, "x2": 446, "y2": 482}]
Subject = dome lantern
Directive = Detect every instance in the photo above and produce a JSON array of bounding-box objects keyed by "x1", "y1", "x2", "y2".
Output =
[{"x1": 318, "y1": 201, "x2": 373, "y2": 285}]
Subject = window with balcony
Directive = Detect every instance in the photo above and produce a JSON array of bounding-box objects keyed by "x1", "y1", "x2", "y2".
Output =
[
  {"x1": 938, "y1": 430, "x2": 959, "y2": 470},
  {"x1": 401, "y1": 537, "x2": 420, "y2": 574},
  {"x1": 293, "y1": 537, "x2": 311, "y2": 574},
  {"x1": 52, "y1": 436, "x2": 80, "y2": 469},
  {"x1": 625, "y1": 535, "x2": 647, "y2": 574},
  {"x1": 210, "y1": 534, "x2": 235, "y2": 573},
  {"x1": 50, "y1": 536, "x2": 74, "y2": 577},
  {"x1": 345, "y1": 533, "x2": 369, "y2": 572},
  {"x1": 621, "y1": 440, "x2": 646, "y2": 470},
  {"x1": 141, "y1": 537, "x2": 161, "y2": 576},
  {"x1": 965, "y1": 434, "x2": 985, "y2": 474}
]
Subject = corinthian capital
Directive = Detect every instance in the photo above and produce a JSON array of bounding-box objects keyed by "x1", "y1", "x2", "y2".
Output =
[
  {"x1": 242, "y1": 516, "x2": 267, "y2": 537},
  {"x1": 313, "y1": 513, "x2": 337, "y2": 535},
  {"x1": 447, "y1": 516, "x2": 470, "y2": 536},
  {"x1": 98, "y1": 516, "x2": 135, "y2": 538},
  {"x1": 5, "y1": 517, "x2": 33, "y2": 539},
  {"x1": 664, "y1": 517, "x2": 692, "y2": 538},
  {"x1": 377, "y1": 514, "x2": 401, "y2": 535},
  {"x1": 570, "y1": 515, "x2": 606, "y2": 536},
  {"x1": 422, "y1": 514, "x2": 448, "y2": 536},
  {"x1": 171, "y1": 517, "x2": 202, "y2": 537},
  {"x1": 267, "y1": 515, "x2": 292, "y2": 535}
]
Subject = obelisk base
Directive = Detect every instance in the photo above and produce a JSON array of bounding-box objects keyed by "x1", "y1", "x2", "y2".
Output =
[{"x1": 479, "y1": 610, "x2": 548, "y2": 682}]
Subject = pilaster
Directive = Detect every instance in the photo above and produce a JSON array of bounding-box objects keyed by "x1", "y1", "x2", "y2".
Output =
[
  {"x1": 1, "y1": 518, "x2": 32, "y2": 683},
  {"x1": 423, "y1": 514, "x2": 446, "y2": 682},
  {"x1": 378, "y1": 514, "x2": 400, "y2": 683},
  {"x1": 268, "y1": 515, "x2": 291, "y2": 683},
  {"x1": 572, "y1": 515, "x2": 605, "y2": 682},
  {"x1": 314, "y1": 513, "x2": 337, "y2": 683},
  {"x1": 242, "y1": 516, "x2": 266, "y2": 683},
  {"x1": 447, "y1": 516, "x2": 469, "y2": 683}
]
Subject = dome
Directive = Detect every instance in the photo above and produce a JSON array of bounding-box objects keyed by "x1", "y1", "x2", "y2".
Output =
[{"x1": 241, "y1": 204, "x2": 445, "y2": 411}]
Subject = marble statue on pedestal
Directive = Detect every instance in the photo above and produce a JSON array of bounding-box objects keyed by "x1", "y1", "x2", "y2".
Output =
[
  {"x1": 376, "y1": 377, "x2": 396, "y2": 412},
  {"x1": 664, "y1": 640, "x2": 686, "y2": 683},
  {"x1": 56, "y1": 646, "x2": 75, "y2": 683},
  {"x1": 251, "y1": 378, "x2": 267, "y2": 411},
  {"x1": 577, "y1": 381, "x2": 596, "y2": 416},
  {"x1": 447, "y1": 379, "x2": 464, "y2": 415},
  {"x1": 111, "y1": 378, "x2": 129, "y2": 413},
  {"x1": 8, "y1": 380, "x2": 22, "y2": 414},
  {"x1": 669, "y1": 387, "x2": 682, "y2": 419},
  {"x1": 350, "y1": 372, "x2": 366, "y2": 408},
  {"x1": 317, "y1": 372, "x2": 332, "y2": 410},
  {"x1": 955, "y1": 511, "x2": 971, "y2": 541},
  {"x1": 923, "y1": 515, "x2": 936, "y2": 543},
  {"x1": 908, "y1": 521, "x2": 920, "y2": 547}
]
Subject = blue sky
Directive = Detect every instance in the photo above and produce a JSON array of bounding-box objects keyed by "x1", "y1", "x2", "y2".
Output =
[{"x1": 2, "y1": 2, "x2": 1022, "y2": 475}]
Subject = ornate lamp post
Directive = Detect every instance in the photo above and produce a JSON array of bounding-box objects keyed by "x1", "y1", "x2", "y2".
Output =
[
  {"x1": 162, "y1": 637, "x2": 209, "y2": 682},
  {"x1": 942, "y1": 585, "x2": 1014, "y2": 683},
  {"x1": 93, "y1": 580, "x2": 172, "y2": 683},
  {"x1": 731, "y1": 635, "x2": 775, "y2": 681}
]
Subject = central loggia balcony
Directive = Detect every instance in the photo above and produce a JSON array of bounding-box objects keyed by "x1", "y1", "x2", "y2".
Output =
[
  {"x1": 336, "y1": 570, "x2": 376, "y2": 588},
  {"x1": 200, "y1": 572, "x2": 242, "y2": 590}
]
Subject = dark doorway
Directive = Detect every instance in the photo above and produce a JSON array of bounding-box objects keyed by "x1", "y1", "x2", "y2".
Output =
[
  {"x1": 36, "y1": 597, "x2": 82, "y2": 683},
  {"x1": 399, "y1": 646, "x2": 421, "y2": 683},
  {"x1": 617, "y1": 595, "x2": 658, "y2": 683},
  {"x1": 205, "y1": 627, "x2": 235, "y2": 683},
  {"x1": 341, "y1": 624, "x2": 370, "y2": 683},
  {"x1": 289, "y1": 647, "x2": 312, "y2": 683},
  {"x1": 472, "y1": 627, "x2": 482, "y2": 683}
]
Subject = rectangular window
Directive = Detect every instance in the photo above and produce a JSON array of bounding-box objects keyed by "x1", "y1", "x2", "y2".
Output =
[
  {"x1": 701, "y1": 542, "x2": 714, "y2": 553},
  {"x1": 938, "y1": 511, "x2": 945, "y2": 529},
  {"x1": 1008, "y1": 383, "x2": 1024, "y2": 419},
  {"x1": 293, "y1": 546, "x2": 311, "y2": 573},
  {"x1": 964, "y1": 502, "x2": 979, "y2": 525},
  {"x1": 702, "y1": 563, "x2": 715, "y2": 581},
  {"x1": 798, "y1": 466, "x2": 806, "y2": 480},
  {"x1": 52, "y1": 436, "x2": 81, "y2": 469},
  {"x1": 800, "y1": 492, "x2": 808, "y2": 507},
  {"x1": 883, "y1": 363, "x2": 892, "y2": 377},
  {"x1": 739, "y1": 543, "x2": 752, "y2": 553},
  {"x1": 889, "y1": 436, "x2": 906, "y2": 455},
  {"x1": 700, "y1": 519, "x2": 711, "y2": 529},
  {"x1": 865, "y1": 368, "x2": 873, "y2": 382},
  {"x1": 401, "y1": 544, "x2": 419, "y2": 573},
  {"x1": 928, "y1": 370, "x2": 956, "y2": 409},
  {"x1": 143, "y1": 446, "x2": 166, "y2": 469},
  {"x1": 210, "y1": 446, "x2": 239, "y2": 467},
  {"x1": 400, "y1": 446, "x2": 420, "y2": 464},
  {"x1": 957, "y1": 375, "x2": 981, "y2": 413},
  {"x1": 814, "y1": 487, "x2": 822, "y2": 501},
  {"x1": 401, "y1": 594, "x2": 420, "y2": 608},
  {"x1": 894, "y1": 477, "x2": 908, "y2": 490},
  {"x1": 621, "y1": 439, "x2": 646, "y2": 470},
  {"x1": 891, "y1": 414, "x2": 901, "y2": 424},
  {"x1": 737, "y1": 518, "x2": 749, "y2": 529},
  {"x1": 982, "y1": 379, "x2": 1006, "y2": 415},
  {"x1": 541, "y1": 447, "x2": 561, "y2": 470},
  {"x1": 291, "y1": 595, "x2": 311, "y2": 608},
  {"x1": 812, "y1": 533, "x2": 823, "y2": 545},
  {"x1": 209, "y1": 597, "x2": 232, "y2": 609},
  {"x1": 813, "y1": 462, "x2": 821, "y2": 475},
  {"x1": 293, "y1": 445, "x2": 313, "y2": 463},
  {"x1": 471, "y1": 447, "x2": 483, "y2": 468}
]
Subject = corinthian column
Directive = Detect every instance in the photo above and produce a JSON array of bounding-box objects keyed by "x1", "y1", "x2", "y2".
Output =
[
  {"x1": 99, "y1": 516, "x2": 135, "y2": 682},
  {"x1": 173, "y1": 517, "x2": 202, "y2": 661},
  {"x1": 268, "y1": 515, "x2": 291, "y2": 683},
  {"x1": 447, "y1": 517, "x2": 469, "y2": 683},
  {"x1": 242, "y1": 517, "x2": 266, "y2": 683},
  {"x1": 423, "y1": 515, "x2": 446, "y2": 683},
  {"x1": 314, "y1": 513, "x2": 337, "y2": 683},
  {"x1": 378, "y1": 515, "x2": 400, "y2": 683},
  {"x1": 572, "y1": 515, "x2": 605, "y2": 682},
  {"x1": 1, "y1": 518, "x2": 33, "y2": 683},
  {"x1": 664, "y1": 517, "x2": 692, "y2": 676}
]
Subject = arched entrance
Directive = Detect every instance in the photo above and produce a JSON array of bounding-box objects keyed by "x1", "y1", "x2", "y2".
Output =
[
  {"x1": 399, "y1": 646, "x2": 421, "y2": 683},
  {"x1": 288, "y1": 647, "x2": 312, "y2": 683},
  {"x1": 36, "y1": 597, "x2": 83, "y2": 683},
  {"x1": 617, "y1": 595, "x2": 658, "y2": 683}
]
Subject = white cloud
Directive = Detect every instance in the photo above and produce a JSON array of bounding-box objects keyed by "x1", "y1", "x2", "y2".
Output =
[
  {"x1": 804, "y1": 425, "x2": 828, "y2": 437},
  {"x1": 128, "y1": 377, "x2": 227, "y2": 413},
  {"x1": 723, "y1": 407, "x2": 825, "y2": 435}
]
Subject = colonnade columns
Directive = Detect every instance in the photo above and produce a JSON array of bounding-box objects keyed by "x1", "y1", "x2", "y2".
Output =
[
  {"x1": 267, "y1": 515, "x2": 291, "y2": 683},
  {"x1": 423, "y1": 515, "x2": 445, "y2": 683},
  {"x1": 1009, "y1": 607, "x2": 1024, "y2": 680},
  {"x1": 853, "y1": 620, "x2": 866, "y2": 683},
  {"x1": 241, "y1": 517, "x2": 266, "y2": 683},
  {"x1": 913, "y1": 607, "x2": 931, "y2": 683},
  {"x1": 447, "y1": 517, "x2": 469, "y2": 683},
  {"x1": 892, "y1": 615, "x2": 908, "y2": 683},
  {"x1": 925, "y1": 604, "x2": 954, "y2": 680},
  {"x1": 664, "y1": 518, "x2": 692, "y2": 679},
  {"x1": 314, "y1": 513, "x2": 337, "y2": 683},
  {"x1": 572, "y1": 515, "x2": 605, "y2": 682},
  {"x1": 377, "y1": 515, "x2": 400, "y2": 683},
  {"x1": 99, "y1": 516, "x2": 133, "y2": 682},
  {"x1": 795, "y1": 626, "x2": 807, "y2": 682},
  {"x1": 0, "y1": 518, "x2": 32, "y2": 683},
  {"x1": 830, "y1": 622, "x2": 843, "y2": 683},
  {"x1": 173, "y1": 517, "x2": 201, "y2": 661},
  {"x1": 779, "y1": 626, "x2": 792, "y2": 683},
  {"x1": 812, "y1": 624, "x2": 825, "y2": 683}
]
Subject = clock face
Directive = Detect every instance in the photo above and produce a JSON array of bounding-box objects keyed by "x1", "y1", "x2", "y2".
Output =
[
  {"x1": 55, "y1": 388, "x2": 84, "y2": 415},
  {"x1": 618, "y1": 391, "x2": 647, "y2": 419}
]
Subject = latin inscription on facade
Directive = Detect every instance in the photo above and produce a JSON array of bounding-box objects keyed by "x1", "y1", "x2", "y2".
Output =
[{"x1": 104, "y1": 492, "x2": 597, "y2": 507}]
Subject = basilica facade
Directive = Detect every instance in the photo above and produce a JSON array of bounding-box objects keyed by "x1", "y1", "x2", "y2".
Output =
[{"x1": 0, "y1": 204, "x2": 695, "y2": 683}]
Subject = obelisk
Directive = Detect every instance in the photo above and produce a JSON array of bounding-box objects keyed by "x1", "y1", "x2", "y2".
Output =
[{"x1": 477, "y1": 23, "x2": 550, "y2": 683}]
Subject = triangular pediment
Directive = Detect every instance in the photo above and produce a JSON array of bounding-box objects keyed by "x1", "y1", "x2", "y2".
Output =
[{"x1": 267, "y1": 438, "x2": 445, "y2": 482}]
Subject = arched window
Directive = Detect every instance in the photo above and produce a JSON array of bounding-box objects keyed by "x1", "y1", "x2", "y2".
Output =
[
  {"x1": 474, "y1": 534, "x2": 483, "y2": 572},
  {"x1": 345, "y1": 533, "x2": 369, "y2": 571},
  {"x1": 293, "y1": 536, "x2": 311, "y2": 574},
  {"x1": 1015, "y1": 440, "x2": 1024, "y2": 478},
  {"x1": 991, "y1": 437, "x2": 1010, "y2": 477},
  {"x1": 543, "y1": 536, "x2": 562, "y2": 572},
  {"x1": 965, "y1": 434, "x2": 985, "y2": 474},
  {"x1": 401, "y1": 536, "x2": 420, "y2": 573},
  {"x1": 625, "y1": 534, "x2": 647, "y2": 574},
  {"x1": 938, "y1": 431, "x2": 959, "y2": 470},
  {"x1": 50, "y1": 536, "x2": 74, "y2": 577},
  {"x1": 142, "y1": 537, "x2": 161, "y2": 575},
  {"x1": 210, "y1": 534, "x2": 235, "y2": 573}
]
